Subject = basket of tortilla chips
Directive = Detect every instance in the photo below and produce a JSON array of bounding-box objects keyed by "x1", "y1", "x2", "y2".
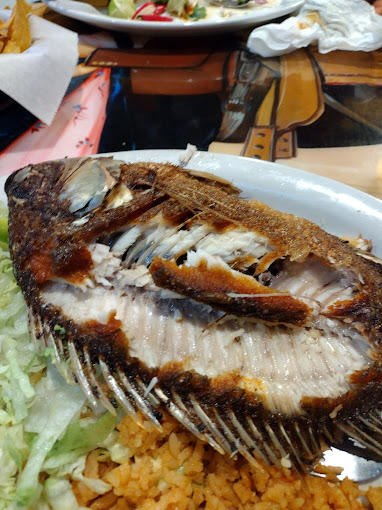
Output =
[
  {"x1": 0, "y1": 0, "x2": 32, "y2": 54},
  {"x1": 0, "y1": 0, "x2": 78, "y2": 124}
]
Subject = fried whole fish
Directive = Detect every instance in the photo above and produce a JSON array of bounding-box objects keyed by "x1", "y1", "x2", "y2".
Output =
[{"x1": 5, "y1": 157, "x2": 382, "y2": 470}]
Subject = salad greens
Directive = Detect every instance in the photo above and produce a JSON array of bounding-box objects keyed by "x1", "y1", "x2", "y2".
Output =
[
  {"x1": 107, "y1": 0, "x2": 136, "y2": 19},
  {"x1": 0, "y1": 204, "x2": 125, "y2": 509},
  {"x1": 166, "y1": 0, "x2": 186, "y2": 16},
  {"x1": 107, "y1": 0, "x2": 207, "y2": 21},
  {"x1": 186, "y1": 3, "x2": 206, "y2": 19}
]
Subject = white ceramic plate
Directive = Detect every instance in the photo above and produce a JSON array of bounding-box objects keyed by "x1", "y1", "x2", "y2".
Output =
[
  {"x1": 104, "y1": 150, "x2": 382, "y2": 255},
  {"x1": 2, "y1": 149, "x2": 382, "y2": 256},
  {"x1": 2, "y1": 149, "x2": 382, "y2": 482},
  {"x1": 43, "y1": 0, "x2": 304, "y2": 35}
]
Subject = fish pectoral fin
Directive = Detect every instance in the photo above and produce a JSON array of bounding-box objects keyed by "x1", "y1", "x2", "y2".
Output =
[{"x1": 149, "y1": 256, "x2": 310, "y2": 325}]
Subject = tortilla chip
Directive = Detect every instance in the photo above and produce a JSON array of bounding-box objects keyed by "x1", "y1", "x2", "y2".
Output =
[
  {"x1": 2, "y1": 39, "x2": 21, "y2": 54},
  {"x1": 0, "y1": 15, "x2": 12, "y2": 34},
  {"x1": 30, "y1": 2, "x2": 49, "y2": 17},
  {"x1": 2, "y1": 0, "x2": 32, "y2": 54}
]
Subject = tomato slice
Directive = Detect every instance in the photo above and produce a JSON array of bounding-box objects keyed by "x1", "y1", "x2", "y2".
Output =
[
  {"x1": 132, "y1": 2, "x2": 156, "y2": 19},
  {"x1": 154, "y1": 3, "x2": 166, "y2": 13}
]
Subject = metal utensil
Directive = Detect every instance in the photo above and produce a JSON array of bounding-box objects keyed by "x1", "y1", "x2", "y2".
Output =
[{"x1": 320, "y1": 448, "x2": 382, "y2": 483}]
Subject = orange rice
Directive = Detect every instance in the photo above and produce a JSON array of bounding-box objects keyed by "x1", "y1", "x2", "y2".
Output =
[{"x1": 72, "y1": 411, "x2": 382, "y2": 510}]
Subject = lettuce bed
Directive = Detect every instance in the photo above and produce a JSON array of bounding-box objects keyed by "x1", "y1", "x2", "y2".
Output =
[{"x1": 0, "y1": 205, "x2": 120, "y2": 510}]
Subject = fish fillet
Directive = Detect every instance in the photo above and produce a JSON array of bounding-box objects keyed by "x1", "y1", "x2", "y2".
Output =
[{"x1": 5, "y1": 157, "x2": 382, "y2": 470}]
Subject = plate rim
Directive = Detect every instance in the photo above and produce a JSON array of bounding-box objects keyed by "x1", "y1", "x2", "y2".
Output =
[
  {"x1": 103, "y1": 148, "x2": 382, "y2": 207},
  {"x1": 43, "y1": 0, "x2": 304, "y2": 34},
  {"x1": 105, "y1": 149, "x2": 382, "y2": 252},
  {"x1": 109, "y1": 149, "x2": 382, "y2": 255},
  {"x1": 2, "y1": 149, "x2": 382, "y2": 254}
]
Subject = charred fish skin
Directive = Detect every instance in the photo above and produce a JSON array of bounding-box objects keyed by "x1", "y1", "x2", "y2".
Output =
[{"x1": 5, "y1": 157, "x2": 382, "y2": 470}]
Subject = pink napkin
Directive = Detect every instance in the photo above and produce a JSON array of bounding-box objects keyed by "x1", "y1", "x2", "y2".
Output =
[{"x1": 0, "y1": 68, "x2": 111, "y2": 177}]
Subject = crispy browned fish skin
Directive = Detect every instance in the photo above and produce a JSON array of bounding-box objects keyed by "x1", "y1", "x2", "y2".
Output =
[
  {"x1": 6, "y1": 160, "x2": 382, "y2": 331},
  {"x1": 149, "y1": 256, "x2": 311, "y2": 324},
  {"x1": 5, "y1": 158, "x2": 382, "y2": 469}
]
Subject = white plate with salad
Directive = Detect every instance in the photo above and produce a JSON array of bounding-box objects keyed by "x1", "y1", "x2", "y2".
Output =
[{"x1": 43, "y1": 0, "x2": 304, "y2": 35}]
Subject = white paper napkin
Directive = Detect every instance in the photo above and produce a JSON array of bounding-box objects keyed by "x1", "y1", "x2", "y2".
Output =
[
  {"x1": 0, "y1": 12, "x2": 78, "y2": 125},
  {"x1": 247, "y1": 0, "x2": 382, "y2": 57}
]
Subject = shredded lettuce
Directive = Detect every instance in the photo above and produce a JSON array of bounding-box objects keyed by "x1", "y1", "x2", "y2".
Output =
[
  {"x1": 15, "y1": 366, "x2": 87, "y2": 507},
  {"x1": 0, "y1": 204, "x2": 125, "y2": 509},
  {"x1": 0, "y1": 204, "x2": 43, "y2": 508},
  {"x1": 0, "y1": 214, "x2": 7, "y2": 244},
  {"x1": 166, "y1": 0, "x2": 187, "y2": 16},
  {"x1": 49, "y1": 411, "x2": 116, "y2": 458},
  {"x1": 43, "y1": 478, "x2": 85, "y2": 510}
]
